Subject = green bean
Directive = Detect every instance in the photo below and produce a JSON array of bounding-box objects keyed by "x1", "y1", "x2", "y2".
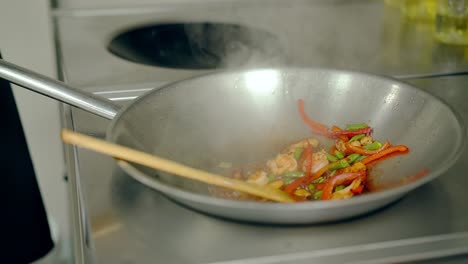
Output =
[
  {"x1": 363, "y1": 141, "x2": 382, "y2": 150},
  {"x1": 313, "y1": 190, "x2": 323, "y2": 200},
  {"x1": 349, "y1": 134, "x2": 365, "y2": 143},
  {"x1": 356, "y1": 155, "x2": 368, "y2": 162},
  {"x1": 268, "y1": 174, "x2": 276, "y2": 182},
  {"x1": 334, "y1": 150, "x2": 345, "y2": 159},
  {"x1": 311, "y1": 177, "x2": 325, "y2": 184},
  {"x1": 308, "y1": 184, "x2": 315, "y2": 192},
  {"x1": 346, "y1": 123, "x2": 368, "y2": 131},
  {"x1": 329, "y1": 159, "x2": 350, "y2": 170},
  {"x1": 293, "y1": 147, "x2": 304, "y2": 160},
  {"x1": 325, "y1": 152, "x2": 338, "y2": 162},
  {"x1": 335, "y1": 185, "x2": 345, "y2": 192},
  {"x1": 347, "y1": 153, "x2": 362, "y2": 164},
  {"x1": 284, "y1": 177, "x2": 295, "y2": 185}
]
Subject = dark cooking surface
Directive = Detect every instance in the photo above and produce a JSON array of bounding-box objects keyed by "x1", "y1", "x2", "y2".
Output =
[
  {"x1": 107, "y1": 23, "x2": 282, "y2": 69},
  {"x1": 65, "y1": 74, "x2": 468, "y2": 263}
]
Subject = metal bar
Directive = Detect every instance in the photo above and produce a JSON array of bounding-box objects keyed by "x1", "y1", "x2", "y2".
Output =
[{"x1": 0, "y1": 59, "x2": 120, "y2": 120}]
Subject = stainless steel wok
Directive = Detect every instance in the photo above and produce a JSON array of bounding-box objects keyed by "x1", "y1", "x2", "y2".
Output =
[{"x1": 0, "y1": 59, "x2": 464, "y2": 224}]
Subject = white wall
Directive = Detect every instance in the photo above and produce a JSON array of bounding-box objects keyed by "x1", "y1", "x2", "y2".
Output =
[{"x1": 0, "y1": 0, "x2": 69, "y2": 261}]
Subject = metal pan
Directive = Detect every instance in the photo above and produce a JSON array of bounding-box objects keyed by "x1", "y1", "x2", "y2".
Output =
[{"x1": 0, "y1": 59, "x2": 464, "y2": 224}]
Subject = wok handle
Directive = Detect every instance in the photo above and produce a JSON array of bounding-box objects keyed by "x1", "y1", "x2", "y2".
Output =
[{"x1": 0, "y1": 59, "x2": 120, "y2": 120}]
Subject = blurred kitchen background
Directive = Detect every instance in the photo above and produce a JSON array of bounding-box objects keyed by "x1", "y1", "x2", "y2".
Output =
[{"x1": 1, "y1": 0, "x2": 468, "y2": 263}]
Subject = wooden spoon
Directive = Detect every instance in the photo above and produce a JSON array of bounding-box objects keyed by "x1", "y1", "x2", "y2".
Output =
[{"x1": 61, "y1": 129, "x2": 294, "y2": 203}]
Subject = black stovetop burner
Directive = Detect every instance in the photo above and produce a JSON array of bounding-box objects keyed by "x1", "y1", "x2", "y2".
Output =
[{"x1": 107, "y1": 22, "x2": 284, "y2": 69}]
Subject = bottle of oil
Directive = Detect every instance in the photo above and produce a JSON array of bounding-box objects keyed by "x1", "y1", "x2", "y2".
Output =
[
  {"x1": 435, "y1": 0, "x2": 468, "y2": 45},
  {"x1": 384, "y1": 0, "x2": 405, "y2": 9},
  {"x1": 402, "y1": 0, "x2": 437, "y2": 23}
]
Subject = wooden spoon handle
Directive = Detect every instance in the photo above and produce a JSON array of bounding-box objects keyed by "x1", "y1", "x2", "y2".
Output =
[{"x1": 61, "y1": 129, "x2": 294, "y2": 203}]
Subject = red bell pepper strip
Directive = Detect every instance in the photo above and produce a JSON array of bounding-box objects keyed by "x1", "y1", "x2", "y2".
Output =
[
  {"x1": 297, "y1": 142, "x2": 313, "y2": 169},
  {"x1": 297, "y1": 99, "x2": 330, "y2": 136},
  {"x1": 284, "y1": 142, "x2": 313, "y2": 193},
  {"x1": 329, "y1": 145, "x2": 337, "y2": 155},
  {"x1": 284, "y1": 176, "x2": 304, "y2": 194},
  {"x1": 351, "y1": 172, "x2": 367, "y2": 194},
  {"x1": 332, "y1": 125, "x2": 349, "y2": 142},
  {"x1": 303, "y1": 155, "x2": 353, "y2": 186},
  {"x1": 328, "y1": 127, "x2": 373, "y2": 138},
  {"x1": 345, "y1": 140, "x2": 391, "y2": 156},
  {"x1": 304, "y1": 164, "x2": 330, "y2": 185},
  {"x1": 321, "y1": 172, "x2": 365, "y2": 200},
  {"x1": 351, "y1": 184, "x2": 364, "y2": 194},
  {"x1": 361, "y1": 145, "x2": 409, "y2": 165}
]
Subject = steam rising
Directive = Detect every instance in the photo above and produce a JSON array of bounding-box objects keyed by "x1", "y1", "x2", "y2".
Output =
[{"x1": 182, "y1": 23, "x2": 286, "y2": 69}]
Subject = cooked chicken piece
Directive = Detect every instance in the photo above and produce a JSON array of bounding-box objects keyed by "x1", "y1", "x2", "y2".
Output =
[
  {"x1": 342, "y1": 162, "x2": 367, "y2": 173},
  {"x1": 301, "y1": 150, "x2": 329, "y2": 173},
  {"x1": 267, "y1": 154, "x2": 298, "y2": 175},
  {"x1": 284, "y1": 138, "x2": 319, "y2": 155},
  {"x1": 335, "y1": 139, "x2": 347, "y2": 153},
  {"x1": 360, "y1": 136, "x2": 374, "y2": 146},
  {"x1": 349, "y1": 140, "x2": 362, "y2": 148}
]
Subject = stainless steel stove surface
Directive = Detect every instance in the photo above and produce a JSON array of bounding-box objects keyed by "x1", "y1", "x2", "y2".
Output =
[
  {"x1": 62, "y1": 75, "x2": 468, "y2": 264},
  {"x1": 54, "y1": 1, "x2": 468, "y2": 263},
  {"x1": 54, "y1": 1, "x2": 468, "y2": 89}
]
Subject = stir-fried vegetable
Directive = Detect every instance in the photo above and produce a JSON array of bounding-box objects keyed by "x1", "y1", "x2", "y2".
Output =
[
  {"x1": 361, "y1": 145, "x2": 409, "y2": 165},
  {"x1": 321, "y1": 172, "x2": 365, "y2": 200},
  {"x1": 346, "y1": 123, "x2": 368, "y2": 131},
  {"x1": 363, "y1": 141, "x2": 383, "y2": 150},
  {"x1": 329, "y1": 127, "x2": 373, "y2": 138},
  {"x1": 297, "y1": 99, "x2": 329, "y2": 136},
  {"x1": 226, "y1": 99, "x2": 415, "y2": 202},
  {"x1": 325, "y1": 152, "x2": 339, "y2": 162},
  {"x1": 349, "y1": 134, "x2": 365, "y2": 143},
  {"x1": 345, "y1": 140, "x2": 391, "y2": 155},
  {"x1": 334, "y1": 150, "x2": 345, "y2": 159},
  {"x1": 284, "y1": 142, "x2": 313, "y2": 193},
  {"x1": 293, "y1": 147, "x2": 304, "y2": 160},
  {"x1": 329, "y1": 159, "x2": 350, "y2": 171},
  {"x1": 347, "y1": 153, "x2": 362, "y2": 164}
]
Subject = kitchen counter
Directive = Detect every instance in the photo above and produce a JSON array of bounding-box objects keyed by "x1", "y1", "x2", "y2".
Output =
[
  {"x1": 62, "y1": 74, "x2": 468, "y2": 264},
  {"x1": 54, "y1": 1, "x2": 468, "y2": 263}
]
